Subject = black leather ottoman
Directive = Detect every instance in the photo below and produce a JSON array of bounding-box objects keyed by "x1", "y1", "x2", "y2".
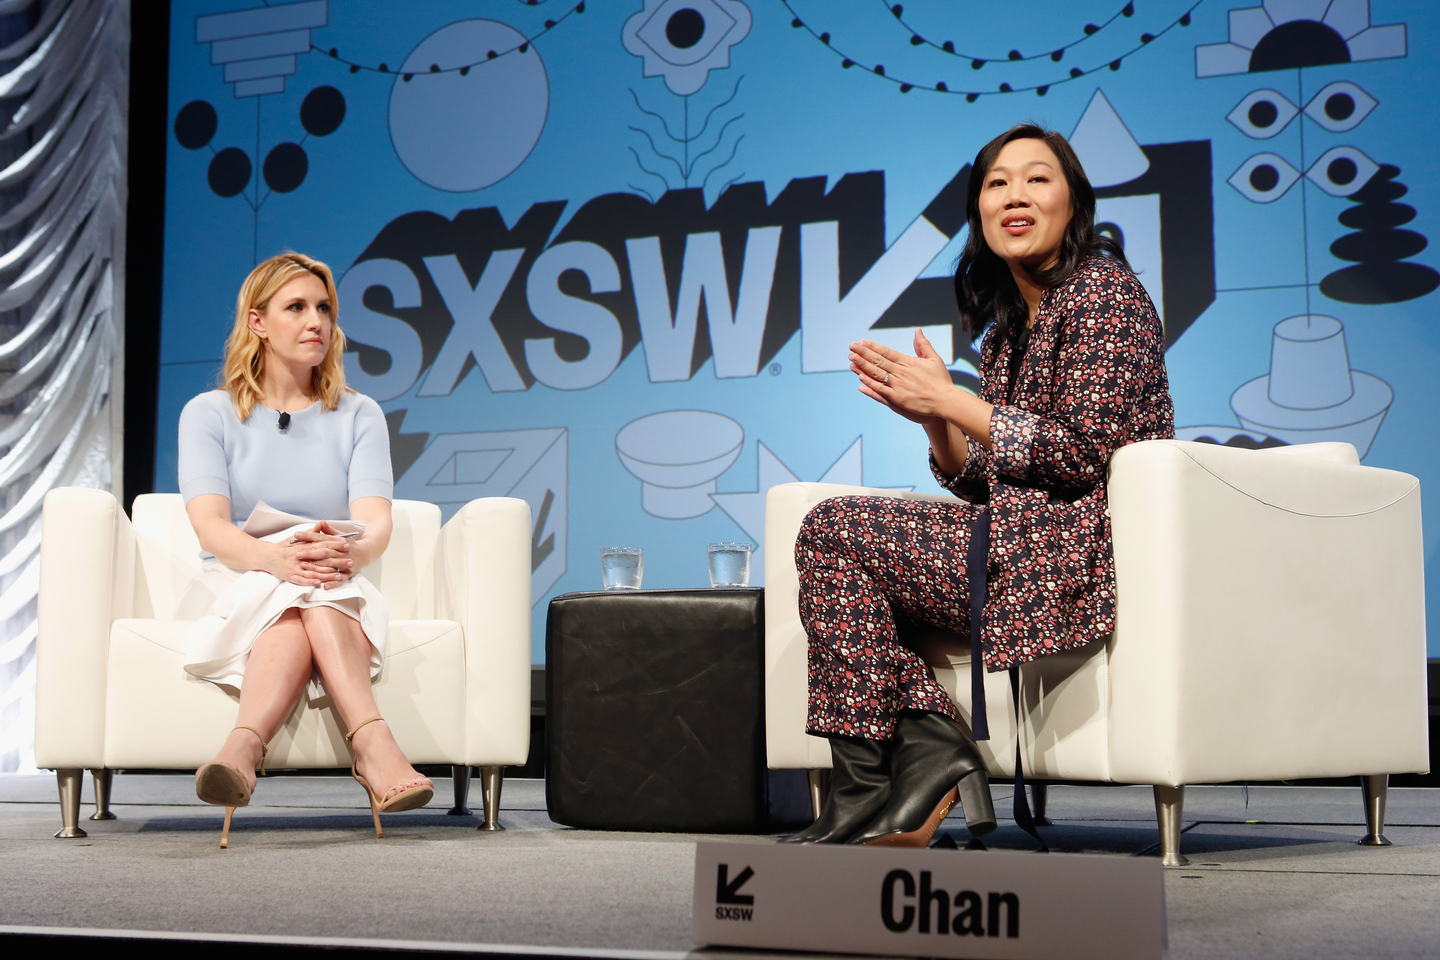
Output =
[{"x1": 545, "y1": 588, "x2": 766, "y2": 832}]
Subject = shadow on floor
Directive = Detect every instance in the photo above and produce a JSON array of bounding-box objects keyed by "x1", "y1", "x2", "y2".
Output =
[
  {"x1": 932, "y1": 820, "x2": 1358, "y2": 858},
  {"x1": 136, "y1": 812, "x2": 483, "y2": 834}
]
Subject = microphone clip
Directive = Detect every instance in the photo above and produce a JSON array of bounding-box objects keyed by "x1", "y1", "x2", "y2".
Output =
[{"x1": 278, "y1": 412, "x2": 291, "y2": 432}]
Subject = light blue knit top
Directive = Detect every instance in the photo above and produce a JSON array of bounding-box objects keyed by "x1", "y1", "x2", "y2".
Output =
[{"x1": 177, "y1": 389, "x2": 393, "y2": 524}]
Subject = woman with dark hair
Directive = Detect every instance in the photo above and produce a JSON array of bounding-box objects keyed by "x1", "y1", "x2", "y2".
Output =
[{"x1": 786, "y1": 124, "x2": 1174, "y2": 847}]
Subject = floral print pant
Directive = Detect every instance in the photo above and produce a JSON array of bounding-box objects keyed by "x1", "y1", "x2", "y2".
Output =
[{"x1": 797, "y1": 495, "x2": 983, "y2": 740}]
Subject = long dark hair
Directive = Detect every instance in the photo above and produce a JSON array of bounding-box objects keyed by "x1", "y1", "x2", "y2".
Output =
[{"x1": 953, "y1": 123, "x2": 1127, "y2": 342}]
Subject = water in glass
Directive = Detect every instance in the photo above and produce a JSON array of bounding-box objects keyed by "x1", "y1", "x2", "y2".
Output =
[
  {"x1": 707, "y1": 542, "x2": 751, "y2": 588},
  {"x1": 601, "y1": 547, "x2": 644, "y2": 590}
]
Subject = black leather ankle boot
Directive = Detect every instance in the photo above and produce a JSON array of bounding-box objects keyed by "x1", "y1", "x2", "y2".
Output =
[
  {"x1": 780, "y1": 735, "x2": 891, "y2": 844},
  {"x1": 847, "y1": 710, "x2": 997, "y2": 847}
]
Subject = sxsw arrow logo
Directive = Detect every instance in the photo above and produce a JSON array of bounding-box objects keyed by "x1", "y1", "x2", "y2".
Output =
[{"x1": 716, "y1": 864, "x2": 755, "y2": 905}]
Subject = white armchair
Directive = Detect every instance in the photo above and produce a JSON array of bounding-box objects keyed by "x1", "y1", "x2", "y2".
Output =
[
  {"x1": 34, "y1": 489, "x2": 532, "y2": 837},
  {"x1": 765, "y1": 440, "x2": 1430, "y2": 864}
]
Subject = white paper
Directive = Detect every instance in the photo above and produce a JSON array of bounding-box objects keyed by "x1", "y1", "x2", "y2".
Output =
[{"x1": 239, "y1": 500, "x2": 366, "y2": 539}]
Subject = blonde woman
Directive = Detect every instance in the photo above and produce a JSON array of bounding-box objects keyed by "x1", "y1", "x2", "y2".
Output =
[{"x1": 179, "y1": 252, "x2": 432, "y2": 847}]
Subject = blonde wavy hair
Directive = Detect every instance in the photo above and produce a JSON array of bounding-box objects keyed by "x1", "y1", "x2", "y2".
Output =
[{"x1": 222, "y1": 252, "x2": 351, "y2": 421}]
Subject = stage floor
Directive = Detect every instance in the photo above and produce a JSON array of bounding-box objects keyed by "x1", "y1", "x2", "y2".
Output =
[{"x1": 1, "y1": 775, "x2": 1437, "y2": 958}]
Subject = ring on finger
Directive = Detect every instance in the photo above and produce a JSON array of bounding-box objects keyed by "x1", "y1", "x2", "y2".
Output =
[{"x1": 883, "y1": 372, "x2": 890, "y2": 385}]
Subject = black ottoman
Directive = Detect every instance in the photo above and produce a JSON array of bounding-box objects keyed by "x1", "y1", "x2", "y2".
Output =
[{"x1": 545, "y1": 588, "x2": 766, "y2": 832}]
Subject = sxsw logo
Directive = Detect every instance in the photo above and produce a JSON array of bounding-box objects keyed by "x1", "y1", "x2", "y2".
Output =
[
  {"x1": 881, "y1": 869, "x2": 1019, "y2": 939},
  {"x1": 714, "y1": 863, "x2": 754, "y2": 921},
  {"x1": 338, "y1": 140, "x2": 1211, "y2": 403}
]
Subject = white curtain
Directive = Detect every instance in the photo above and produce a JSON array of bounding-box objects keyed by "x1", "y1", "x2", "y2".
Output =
[{"x1": 0, "y1": 0, "x2": 127, "y2": 773}]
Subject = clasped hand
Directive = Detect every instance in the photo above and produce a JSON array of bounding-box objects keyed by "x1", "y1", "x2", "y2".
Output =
[
  {"x1": 849, "y1": 329, "x2": 956, "y2": 424},
  {"x1": 272, "y1": 520, "x2": 355, "y2": 589}
]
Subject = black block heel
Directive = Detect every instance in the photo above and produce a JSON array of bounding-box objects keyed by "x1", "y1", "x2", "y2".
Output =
[{"x1": 957, "y1": 768, "x2": 997, "y2": 836}]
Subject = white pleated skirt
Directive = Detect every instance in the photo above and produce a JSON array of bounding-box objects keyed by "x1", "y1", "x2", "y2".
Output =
[{"x1": 180, "y1": 527, "x2": 389, "y2": 702}]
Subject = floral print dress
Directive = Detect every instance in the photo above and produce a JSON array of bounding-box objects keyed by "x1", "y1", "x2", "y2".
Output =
[{"x1": 798, "y1": 256, "x2": 1174, "y2": 739}]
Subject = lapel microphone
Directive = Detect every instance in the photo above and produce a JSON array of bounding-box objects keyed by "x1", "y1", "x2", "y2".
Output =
[{"x1": 278, "y1": 412, "x2": 291, "y2": 432}]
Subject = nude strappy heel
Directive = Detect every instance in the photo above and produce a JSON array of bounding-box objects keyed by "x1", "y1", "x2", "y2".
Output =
[
  {"x1": 195, "y1": 725, "x2": 268, "y2": 849},
  {"x1": 345, "y1": 716, "x2": 434, "y2": 838}
]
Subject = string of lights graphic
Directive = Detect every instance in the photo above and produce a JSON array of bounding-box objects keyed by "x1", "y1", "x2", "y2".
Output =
[
  {"x1": 309, "y1": 0, "x2": 586, "y2": 79},
  {"x1": 881, "y1": 0, "x2": 1165, "y2": 67},
  {"x1": 781, "y1": 0, "x2": 1204, "y2": 98}
]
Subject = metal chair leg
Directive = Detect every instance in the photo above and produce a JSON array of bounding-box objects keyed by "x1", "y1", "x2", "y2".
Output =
[
  {"x1": 807, "y1": 769, "x2": 830, "y2": 820},
  {"x1": 1359, "y1": 774, "x2": 1392, "y2": 846},
  {"x1": 477, "y1": 765, "x2": 505, "y2": 832},
  {"x1": 1031, "y1": 780, "x2": 1053, "y2": 826},
  {"x1": 89, "y1": 769, "x2": 117, "y2": 821},
  {"x1": 54, "y1": 769, "x2": 87, "y2": 839},
  {"x1": 448, "y1": 765, "x2": 472, "y2": 816},
  {"x1": 1153, "y1": 784, "x2": 1189, "y2": 867}
]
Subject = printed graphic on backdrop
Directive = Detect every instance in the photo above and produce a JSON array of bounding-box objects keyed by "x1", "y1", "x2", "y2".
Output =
[
  {"x1": 388, "y1": 19, "x2": 550, "y2": 192},
  {"x1": 393, "y1": 425, "x2": 567, "y2": 600},
  {"x1": 158, "y1": 1, "x2": 1440, "y2": 659},
  {"x1": 174, "y1": 2, "x2": 344, "y2": 261},
  {"x1": 1185, "y1": 0, "x2": 1426, "y2": 454}
]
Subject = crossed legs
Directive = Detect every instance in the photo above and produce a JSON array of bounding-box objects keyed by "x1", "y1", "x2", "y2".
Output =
[{"x1": 207, "y1": 606, "x2": 423, "y2": 797}]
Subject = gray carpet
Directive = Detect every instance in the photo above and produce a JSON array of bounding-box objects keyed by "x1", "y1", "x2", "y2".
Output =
[{"x1": 1, "y1": 775, "x2": 1437, "y2": 958}]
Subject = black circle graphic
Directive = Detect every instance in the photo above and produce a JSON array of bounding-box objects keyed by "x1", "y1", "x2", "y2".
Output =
[
  {"x1": 666, "y1": 8, "x2": 706, "y2": 49},
  {"x1": 1249, "y1": 164, "x2": 1280, "y2": 192},
  {"x1": 263, "y1": 142, "x2": 308, "y2": 193},
  {"x1": 301, "y1": 85, "x2": 346, "y2": 137},
  {"x1": 207, "y1": 147, "x2": 251, "y2": 197},
  {"x1": 1325, "y1": 92, "x2": 1355, "y2": 121},
  {"x1": 1247, "y1": 100, "x2": 1279, "y2": 129},
  {"x1": 174, "y1": 100, "x2": 217, "y2": 150},
  {"x1": 1327, "y1": 157, "x2": 1358, "y2": 186}
]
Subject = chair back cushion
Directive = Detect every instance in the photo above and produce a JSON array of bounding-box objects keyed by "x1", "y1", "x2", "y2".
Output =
[
  {"x1": 130, "y1": 495, "x2": 439, "y2": 619},
  {"x1": 364, "y1": 499, "x2": 440, "y2": 619},
  {"x1": 130, "y1": 494, "x2": 204, "y2": 619}
]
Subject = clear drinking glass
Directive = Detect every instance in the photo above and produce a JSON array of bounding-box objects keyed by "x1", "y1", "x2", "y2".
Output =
[
  {"x1": 601, "y1": 547, "x2": 644, "y2": 590},
  {"x1": 707, "y1": 542, "x2": 752, "y2": 588}
]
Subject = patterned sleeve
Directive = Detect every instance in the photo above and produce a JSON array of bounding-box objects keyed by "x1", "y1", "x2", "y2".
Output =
[
  {"x1": 987, "y1": 265, "x2": 1164, "y2": 489},
  {"x1": 929, "y1": 437, "x2": 990, "y2": 502},
  {"x1": 929, "y1": 324, "x2": 998, "y2": 501}
]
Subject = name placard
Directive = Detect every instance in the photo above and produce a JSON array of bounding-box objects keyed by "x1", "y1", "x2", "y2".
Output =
[{"x1": 692, "y1": 842, "x2": 1165, "y2": 960}]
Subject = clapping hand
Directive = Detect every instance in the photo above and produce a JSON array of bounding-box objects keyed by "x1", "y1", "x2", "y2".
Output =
[{"x1": 849, "y1": 329, "x2": 956, "y2": 424}]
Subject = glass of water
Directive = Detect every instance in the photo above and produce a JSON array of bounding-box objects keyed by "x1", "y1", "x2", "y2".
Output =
[
  {"x1": 601, "y1": 547, "x2": 644, "y2": 590},
  {"x1": 707, "y1": 542, "x2": 752, "y2": 588}
]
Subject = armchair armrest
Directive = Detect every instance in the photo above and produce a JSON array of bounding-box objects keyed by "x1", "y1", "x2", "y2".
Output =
[
  {"x1": 436, "y1": 497, "x2": 532, "y2": 767},
  {"x1": 1106, "y1": 439, "x2": 1428, "y2": 784},
  {"x1": 35, "y1": 487, "x2": 135, "y2": 770}
]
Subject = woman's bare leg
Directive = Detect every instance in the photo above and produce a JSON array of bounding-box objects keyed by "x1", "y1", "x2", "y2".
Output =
[
  {"x1": 300, "y1": 605, "x2": 425, "y2": 798},
  {"x1": 208, "y1": 608, "x2": 313, "y2": 793}
]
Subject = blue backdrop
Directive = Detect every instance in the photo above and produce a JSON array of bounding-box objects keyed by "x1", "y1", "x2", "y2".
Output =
[{"x1": 157, "y1": 0, "x2": 1440, "y2": 660}]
